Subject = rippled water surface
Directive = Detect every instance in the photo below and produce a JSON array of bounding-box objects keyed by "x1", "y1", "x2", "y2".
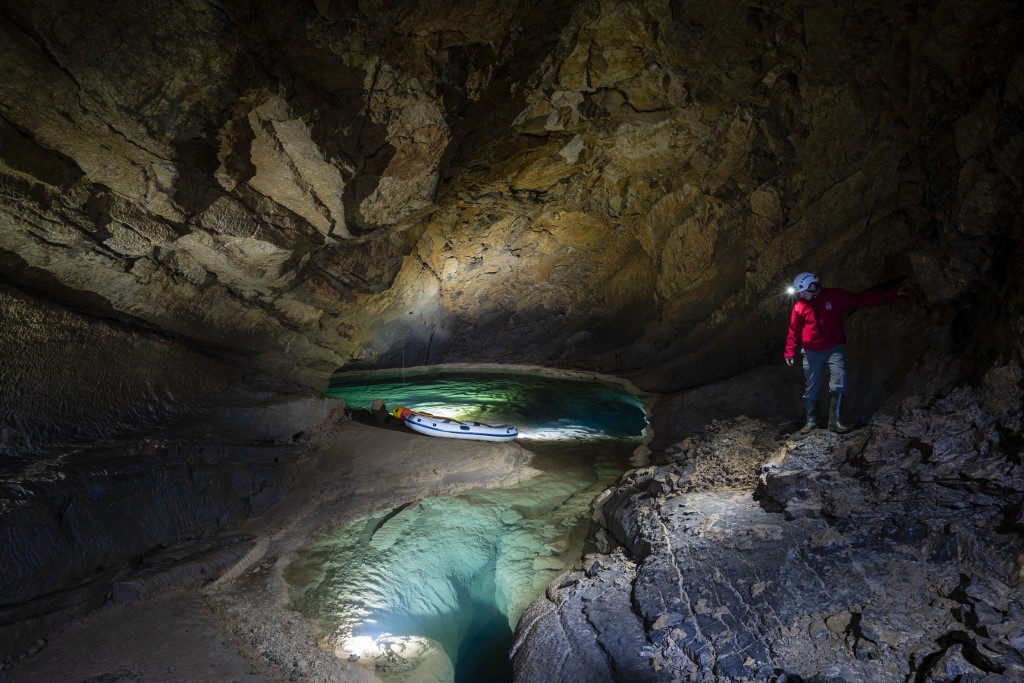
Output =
[{"x1": 286, "y1": 367, "x2": 648, "y2": 682}]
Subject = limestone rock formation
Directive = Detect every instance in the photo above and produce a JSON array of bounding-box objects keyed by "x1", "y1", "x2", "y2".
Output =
[
  {"x1": 1, "y1": 0, "x2": 1023, "y2": 679},
  {"x1": 3, "y1": 0, "x2": 1020, "y2": 399},
  {"x1": 512, "y1": 365, "x2": 1024, "y2": 681}
]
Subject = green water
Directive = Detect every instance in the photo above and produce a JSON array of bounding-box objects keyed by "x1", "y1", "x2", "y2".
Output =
[
  {"x1": 285, "y1": 367, "x2": 647, "y2": 682},
  {"x1": 324, "y1": 366, "x2": 647, "y2": 440}
]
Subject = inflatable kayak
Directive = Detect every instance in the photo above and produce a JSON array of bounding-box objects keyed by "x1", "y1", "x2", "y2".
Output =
[{"x1": 391, "y1": 405, "x2": 518, "y2": 442}]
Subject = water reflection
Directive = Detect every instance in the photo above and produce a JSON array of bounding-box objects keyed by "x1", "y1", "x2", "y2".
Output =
[
  {"x1": 325, "y1": 366, "x2": 648, "y2": 440},
  {"x1": 286, "y1": 368, "x2": 648, "y2": 682}
]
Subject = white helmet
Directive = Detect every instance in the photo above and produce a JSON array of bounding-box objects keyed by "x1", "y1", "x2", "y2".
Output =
[{"x1": 792, "y1": 272, "x2": 820, "y2": 293}]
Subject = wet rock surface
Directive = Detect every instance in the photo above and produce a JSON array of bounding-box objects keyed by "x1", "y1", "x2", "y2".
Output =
[{"x1": 512, "y1": 363, "x2": 1024, "y2": 682}]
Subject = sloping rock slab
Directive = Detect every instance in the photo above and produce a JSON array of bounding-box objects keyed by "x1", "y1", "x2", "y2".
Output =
[{"x1": 513, "y1": 377, "x2": 1024, "y2": 682}]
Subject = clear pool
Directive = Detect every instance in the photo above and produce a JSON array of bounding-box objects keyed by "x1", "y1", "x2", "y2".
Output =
[
  {"x1": 285, "y1": 367, "x2": 648, "y2": 682},
  {"x1": 322, "y1": 366, "x2": 647, "y2": 441}
]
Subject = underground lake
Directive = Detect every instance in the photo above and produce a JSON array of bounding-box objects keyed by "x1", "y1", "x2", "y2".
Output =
[{"x1": 283, "y1": 366, "x2": 649, "y2": 682}]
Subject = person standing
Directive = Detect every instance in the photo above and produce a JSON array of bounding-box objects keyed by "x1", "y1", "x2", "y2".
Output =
[{"x1": 784, "y1": 272, "x2": 903, "y2": 433}]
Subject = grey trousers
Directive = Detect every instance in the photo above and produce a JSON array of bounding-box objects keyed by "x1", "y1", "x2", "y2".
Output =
[{"x1": 802, "y1": 344, "x2": 846, "y2": 400}]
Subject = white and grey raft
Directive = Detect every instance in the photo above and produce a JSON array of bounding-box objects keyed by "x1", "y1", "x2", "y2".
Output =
[{"x1": 391, "y1": 405, "x2": 519, "y2": 442}]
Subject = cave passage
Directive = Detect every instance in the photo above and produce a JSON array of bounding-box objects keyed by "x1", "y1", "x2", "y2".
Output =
[
  {"x1": 285, "y1": 367, "x2": 648, "y2": 682},
  {"x1": 325, "y1": 366, "x2": 649, "y2": 440}
]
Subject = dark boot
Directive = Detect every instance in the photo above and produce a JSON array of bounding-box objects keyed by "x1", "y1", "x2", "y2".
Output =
[
  {"x1": 828, "y1": 393, "x2": 850, "y2": 433},
  {"x1": 799, "y1": 399, "x2": 818, "y2": 433}
]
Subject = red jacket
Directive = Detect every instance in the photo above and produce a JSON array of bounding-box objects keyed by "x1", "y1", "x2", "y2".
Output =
[{"x1": 785, "y1": 287, "x2": 898, "y2": 357}]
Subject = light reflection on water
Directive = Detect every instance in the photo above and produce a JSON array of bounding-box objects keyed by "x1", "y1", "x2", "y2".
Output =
[
  {"x1": 324, "y1": 366, "x2": 648, "y2": 440},
  {"x1": 287, "y1": 367, "x2": 649, "y2": 682}
]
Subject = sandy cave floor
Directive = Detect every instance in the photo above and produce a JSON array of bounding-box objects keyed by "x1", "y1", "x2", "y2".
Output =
[{"x1": 2, "y1": 418, "x2": 539, "y2": 683}]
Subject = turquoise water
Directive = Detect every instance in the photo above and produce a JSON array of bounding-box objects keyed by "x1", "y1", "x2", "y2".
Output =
[
  {"x1": 324, "y1": 366, "x2": 647, "y2": 440},
  {"x1": 287, "y1": 367, "x2": 648, "y2": 682}
]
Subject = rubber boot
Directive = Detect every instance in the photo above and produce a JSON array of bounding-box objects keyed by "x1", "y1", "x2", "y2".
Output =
[
  {"x1": 828, "y1": 393, "x2": 850, "y2": 434},
  {"x1": 799, "y1": 399, "x2": 818, "y2": 434}
]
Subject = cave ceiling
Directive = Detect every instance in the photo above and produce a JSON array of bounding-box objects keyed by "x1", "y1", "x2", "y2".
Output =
[{"x1": 1, "y1": 0, "x2": 1021, "y2": 392}]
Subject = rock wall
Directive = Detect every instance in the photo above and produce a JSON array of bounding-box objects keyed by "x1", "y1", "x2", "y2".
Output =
[
  {"x1": 0, "y1": 283, "x2": 348, "y2": 659},
  {"x1": 1, "y1": 283, "x2": 254, "y2": 450},
  {"x1": 2, "y1": 0, "x2": 1020, "y2": 403}
]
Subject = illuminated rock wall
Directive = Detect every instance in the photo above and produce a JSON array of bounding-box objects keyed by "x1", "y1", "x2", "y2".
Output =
[{"x1": 2, "y1": 0, "x2": 1019, "y2": 406}]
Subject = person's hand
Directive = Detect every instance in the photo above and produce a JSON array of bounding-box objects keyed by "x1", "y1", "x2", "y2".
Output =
[{"x1": 785, "y1": 356, "x2": 794, "y2": 367}]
